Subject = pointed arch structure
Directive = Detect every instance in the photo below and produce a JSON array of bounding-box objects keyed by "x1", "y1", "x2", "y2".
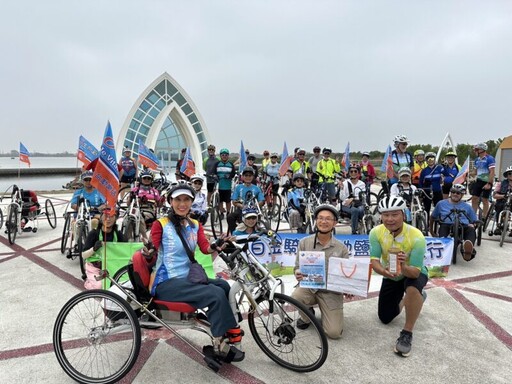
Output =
[{"x1": 116, "y1": 72, "x2": 210, "y2": 173}]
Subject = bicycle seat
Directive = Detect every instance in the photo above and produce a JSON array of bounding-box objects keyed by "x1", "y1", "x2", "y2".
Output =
[{"x1": 131, "y1": 251, "x2": 196, "y2": 313}]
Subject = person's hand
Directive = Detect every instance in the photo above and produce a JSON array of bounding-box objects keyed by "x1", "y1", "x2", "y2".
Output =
[
  {"x1": 210, "y1": 238, "x2": 225, "y2": 252},
  {"x1": 142, "y1": 241, "x2": 155, "y2": 259},
  {"x1": 93, "y1": 241, "x2": 103, "y2": 252},
  {"x1": 294, "y1": 269, "x2": 304, "y2": 282}
]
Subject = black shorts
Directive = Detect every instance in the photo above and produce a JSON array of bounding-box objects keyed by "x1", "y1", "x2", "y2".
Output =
[
  {"x1": 120, "y1": 175, "x2": 136, "y2": 184},
  {"x1": 442, "y1": 182, "x2": 453, "y2": 195},
  {"x1": 219, "y1": 189, "x2": 232, "y2": 203},
  {"x1": 471, "y1": 179, "x2": 491, "y2": 199},
  {"x1": 207, "y1": 182, "x2": 215, "y2": 193},
  {"x1": 378, "y1": 274, "x2": 428, "y2": 324}
]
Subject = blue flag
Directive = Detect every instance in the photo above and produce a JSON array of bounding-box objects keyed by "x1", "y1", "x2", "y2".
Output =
[
  {"x1": 239, "y1": 140, "x2": 247, "y2": 171},
  {"x1": 279, "y1": 141, "x2": 293, "y2": 176},
  {"x1": 180, "y1": 147, "x2": 195, "y2": 178},
  {"x1": 19, "y1": 142, "x2": 31, "y2": 167},
  {"x1": 381, "y1": 145, "x2": 392, "y2": 172},
  {"x1": 77, "y1": 135, "x2": 99, "y2": 166},
  {"x1": 138, "y1": 140, "x2": 159, "y2": 169},
  {"x1": 342, "y1": 142, "x2": 350, "y2": 172}
]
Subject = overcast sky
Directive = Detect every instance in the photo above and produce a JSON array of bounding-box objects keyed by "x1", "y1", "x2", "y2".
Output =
[{"x1": 1, "y1": 0, "x2": 511, "y2": 155}]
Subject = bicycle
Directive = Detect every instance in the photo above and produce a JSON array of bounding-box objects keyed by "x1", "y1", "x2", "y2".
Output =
[
  {"x1": 261, "y1": 176, "x2": 282, "y2": 232},
  {"x1": 61, "y1": 197, "x2": 91, "y2": 280},
  {"x1": 409, "y1": 189, "x2": 429, "y2": 236},
  {"x1": 2, "y1": 184, "x2": 56, "y2": 245},
  {"x1": 209, "y1": 177, "x2": 224, "y2": 239},
  {"x1": 120, "y1": 191, "x2": 142, "y2": 242},
  {"x1": 357, "y1": 190, "x2": 377, "y2": 235},
  {"x1": 488, "y1": 192, "x2": 512, "y2": 247},
  {"x1": 53, "y1": 231, "x2": 328, "y2": 383}
]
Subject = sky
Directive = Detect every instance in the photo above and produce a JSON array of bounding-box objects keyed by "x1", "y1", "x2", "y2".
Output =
[{"x1": 1, "y1": 0, "x2": 511, "y2": 155}]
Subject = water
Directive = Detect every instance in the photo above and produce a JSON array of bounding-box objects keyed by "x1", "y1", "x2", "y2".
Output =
[{"x1": 0, "y1": 157, "x2": 80, "y2": 192}]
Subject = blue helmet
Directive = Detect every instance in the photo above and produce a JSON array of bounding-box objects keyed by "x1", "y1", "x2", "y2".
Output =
[{"x1": 242, "y1": 207, "x2": 259, "y2": 218}]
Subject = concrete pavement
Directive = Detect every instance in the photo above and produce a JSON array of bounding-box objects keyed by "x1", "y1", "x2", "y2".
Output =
[{"x1": 0, "y1": 191, "x2": 511, "y2": 384}]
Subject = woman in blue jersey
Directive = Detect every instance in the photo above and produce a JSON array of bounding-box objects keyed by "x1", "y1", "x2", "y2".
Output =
[
  {"x1": 419, "y1": 152, "x2": 443, "y2": 216},
  {"x1": 441, "y1": 151, "x2": 460, "y2": 199}
]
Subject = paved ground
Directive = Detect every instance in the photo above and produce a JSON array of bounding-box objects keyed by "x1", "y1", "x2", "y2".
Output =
[{"x1": 1, "y1": 191, "x2": 511, "y2": 384}]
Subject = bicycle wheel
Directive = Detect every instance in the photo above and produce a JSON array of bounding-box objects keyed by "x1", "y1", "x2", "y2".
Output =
[
  {"x1": 499, "y1": 210, "x2": 510, "y2": 247},
  {"x1": 112, "y1": 264, "x2": 130, "y2": 285},
  {"x1": 248, "y1": 292, "x2": 328, "y2": 372},
  {"x1": 53, "y1": 290, "x2": 141, "y2": 384},
  {"x1": 0, "y1": 208, "x2": 3, "y2": 231},
  {"x1": 451, "y1": 222, "x2": 459, "y2": 265},
  {"x1": 363, "y1": 215, "x2": 375, "y2": 234},
  {"x1": 210, "y1": 206, "x2": 223, "y2": 239},
  {"x1": 267, "y1": 195, "x2": 282, "y2": 232},
  {"x1": 122, "y1": 217, "x2": 138, "y2": 242},
  {"x1": 483, "y1": 202, "x2": 495, "y2": 232},
  {"x1": 45, "y1": 199, "x2": 57, "y2": 228},
  {"x1": 415, "y1": 213, "x2": 428, "y2": 236},
  {"x1": 305, "y1": 219, "x2": 314, "y2": 234},
  {"x1": 476, "y1": 209, "x2": 483, "y2": 246},
  {"x1": 60, "y1": 214, "x2": 72, "y2": 254},
  {"x1": 7, "y1": 204, "x2": 18, "y2": 245},
  {"x1": 76, "y1": 222, "x2": 88, "y2": 280}
]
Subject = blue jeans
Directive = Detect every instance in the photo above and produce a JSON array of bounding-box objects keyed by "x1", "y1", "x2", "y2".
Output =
[
  {"x1": 342, "y1": 204, "x2": 364, "y2": 233},
  {"x1": 155, "y1": 277, "x2": 237, "y2": 337}
]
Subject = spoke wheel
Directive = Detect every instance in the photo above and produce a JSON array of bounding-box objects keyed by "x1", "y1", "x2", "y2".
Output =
[
  {"x1": 112, "y1": 265, "x2": 130, "y2": 286},
  {"x1": 415, "y1": 213, "x2": 428, "y2": 236},
  {"x1": 476, "y1": 209, "x2": 483, "y2": 246},
  {"x1": 0, "y1": 208, "x2": 4, "y2": 231},
  {"x1": 122, "y1": 218, "x2": 138, "y2": 242},
  {"x1": 7, "y1": 204, "x2": 18, "y2": 245},
  {"x1": 210, "y1": 206, "x2": 223, "y2": 239},
  {"x1": 61, "y1": 214, "x2": 72, "y2": 254},
  {"x1": 499, "y1": 210, "x2": 510, "y2": 247},
  {"x1": 248, "y1": 292, "x2": 328, "y2": 372},
  {"x1": 483, "y1": 202, "x2": 495, "y2": 232},
  {"x1": 45, "y1": 199, "x2": 57, "y2": 228},
  {"x1": 53, "y1": 290, "x2": 140, "y2": 384},
  {"x1": 451, "y1": 221, "x2": 459, "y2": 265},
  {"x1": 77, "y1": 222, "x2": 89, "y2": 280}
]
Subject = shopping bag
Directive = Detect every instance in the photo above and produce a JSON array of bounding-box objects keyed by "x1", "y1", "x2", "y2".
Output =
[{"x1": 326, "y1": 257, "x2": 372, "y2": 297}]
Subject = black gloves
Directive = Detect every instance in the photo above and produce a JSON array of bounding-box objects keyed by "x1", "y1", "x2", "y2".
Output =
[
  {"x1": 210, "y1": 238, "x2": 225, "y2": 252},
  {"x1": 93, "y1": 241, "x2": 102, "y2": 252}
]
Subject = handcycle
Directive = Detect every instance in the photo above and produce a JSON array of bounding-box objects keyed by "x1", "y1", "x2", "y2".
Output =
[
  {"x1": 283, "y1": 187, "x2": 320, "y2": 234},
  {"x1": 409, "y1": 189, "x2": 429, "y2": 236},
  {"x1": 432, "y1": 208, "x2": 481, "y2": 264},
  {"x1": 61, "y1": 196, "x2": 92, "y2": 280},
  {"x1": 53, "y1": 230, "x2": 328, "y2": 384},
  {"x1": 488, "y1": 192, "x2": 512, "y2": 247},
  {"x1": 2, "y1": 184, "x2": 56, "y2": 245},
  {"x1": 209, "y1": 177, "x2": 224, "y2": 239},
  {"x1": 119, "y1": 191, "x2": 142, "y2": 242},
  {"x1": 357, "y1": 190, "x2": 377, "y2": 235}
]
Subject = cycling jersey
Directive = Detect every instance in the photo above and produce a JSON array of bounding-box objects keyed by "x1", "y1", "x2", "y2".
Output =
[
  {"x1": 369, "y1": 223, "x2": 428, "y2": 281},
  {"x1": 419, "y1": 165, "x2": 444, "y2": 192},
  {"x1": 412, "y1": 161, "x2": 427, "y2": 186},
  {"x1": 308, "y1": 155, "x2": 322, "y2": 173},
  {"x1": 442, "y1": 163, "x2": 461, "y2": 185},
  {"x1": 431, "y1": 199, "x2": 477, "y2": 226},
  {"x1": 215, "y1": 161, "x2": 235, "y2": 191},
  {"x1": 71, "y1": 188, "x2": 106, "y2": 209},
  {"x1": 317, "y1": 158, "x2": 340, "y2": 182},
  {"x1": 474, "y1": 154, "x2": 496, "y2": 182},
  {"x1": 231, "y1": 183, "x2": 264, "y2": 204},
  {"x1": 131, "y1": 185, "x2": 160, "y2": 206},
  {"x1": 391, "y1": 151, "x2": 414, "y2": 175},
  {"x1": 203, "y1": 155, "x2": 220, "y2": 183},
  {"x1": 119, "y1": 156, "x2": 137, "y2": 177},
  {"x1": 264, "y1": 162, "x2": 280, "y2": 179},
  {"x1": 290, "y1": 160, "x2": 311, "y2": 176}
]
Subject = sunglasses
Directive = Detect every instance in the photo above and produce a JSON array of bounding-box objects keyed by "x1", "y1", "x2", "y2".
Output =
[
  {"x1": 314, "y1": 150, "x2": 320, "y2": 152},
  {"x1": 142, "y1": 176, "x2": 152, "y2": 179},
  {"x1": 83, "y1": 178, "x2": 92, "y2": 182},
  {"x1": 349, "y1": 170, "x2": 358, "y2": 174},
  {"x1": 271, "y1": 156, "x2": 277, "y2": 159}
]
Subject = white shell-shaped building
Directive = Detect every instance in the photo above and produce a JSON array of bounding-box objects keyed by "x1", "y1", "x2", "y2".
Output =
[{"x1": 116, "y1": 73, "x2": 210, "y2": 173}]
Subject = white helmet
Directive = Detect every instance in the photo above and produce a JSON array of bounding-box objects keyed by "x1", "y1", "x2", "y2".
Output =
[
  {"x1": 398, "y1": 167, "x2": 411, "y2": 177},
  {"x1": 393, "y1": 135, "x2": 409, "y2": 146},
  {"x1": 378, "y1": 196, "x2": 407, "y2": 213},
  {"x1": 190, "y1": 174, "x2": 204, "y2": 183},
  {"x1": 474, "y1": 142, "x2": 488, "y2": 151},
  {"x1": 503, "y1": 165, "x2": 512, "y2": 177}
]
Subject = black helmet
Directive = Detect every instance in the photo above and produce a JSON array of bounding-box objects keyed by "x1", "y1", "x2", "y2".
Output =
[
  {"x1": 247, "y1": 154, "x2": 256, "y2": 161},
  {"x1": 167, "y1": 181, "x2": 195, "y2": 202},
  {"x1": 314, "y1": 204, "x2": 339, "y2": 222},
  {"x1": 242, "y1": 166, "x2": 255, "y2": 175},
  {"x1": 322, "y1": 147, "x2": 332, "y2": 154},
  {"x1": 293, "y1": 173, "x2": 306, "y2": 182}
]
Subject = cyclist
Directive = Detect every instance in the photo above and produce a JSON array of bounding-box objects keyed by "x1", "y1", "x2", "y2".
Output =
[
  {"x1": 308, "y1": 146, "x2": 322, "y2": 190},
  {"x1": 82, "y1": 207, "x2": 126, "y2": 290},
  {"x1": 246, "y1": 154, "x2": 259, "y2": 185},
  {"x1": 317, "y1": 147, "x2": 341, "y2": 204},
  {"x1": 261, "y1": 150, "x2": 271, "y2": 170},
  {"x1": 390, "y1": 167, "x2": 417, "y2": 223},
  {"x1": 227, "y1": 167, "x2": 264, "y2": 235},
  {"x1": 232, "y1": 207, "x2": 260, "y2": 235},
  {"x1": 118, "y1": 147, "x2": 138, "y2": 198},
  {"x1": 359, "y1": 151, "x2": 376, "y2": 192},
  {"x1": 130, "y1": 169, "x2": 161, "y2": 241},
  {"x1": 287, "y1": 173, "x2": 307, "y2": 233},
  {"x1": 70, "y1": 171, "x2": 106, "y2": 230},
  {"x1": 389, "y1": 135, "x2": 414, "y2": 186},
  {"x1": 442, "y1": 151, "x2": 461, "y2": 199},
  {"x1": 190, "y1": 174, "x2": 208, "y2": 225},
  {"x1": 340, "y1": 165, "x2": 366, "y2": 234},
  {"x1": 290, "y1": 148, "x2": 312, "y2": 181},
  {"x1": 369, "y1": 195, "x2": 428, "y2": 357},
  {"x1": 150, "y1": 182, "x2": 243, "y2": 361},
  {"x1": 262, "y1": 153, "x2": 280, "y2": 206},
  {"x1": 471, "y1": 142, "x2": 495, "y2": 218},
  {"x1": 419, "y1": 152, "x2": 443, "y2": 216},
  {"x1": 203, "y1": 144, "x2": 220, "y2": 205},
  {"x1": 492, "y1": 165, "x2": 512, "y2": 236},
  {"x1": 411, "y1": 149, "x2": 427, "y2": 188},
  {"x1": 10, "y1": 186, "x2": 40, "y2": 232},
  {"x1": 214, "y1": 148, "x2": 236, "y2": 219},
  {"x1": 430, "y1": 184, "x2": 478, "y2": 261},
  {"x1": 292, "y1": 204, "x2": 350, "y2": 339}
]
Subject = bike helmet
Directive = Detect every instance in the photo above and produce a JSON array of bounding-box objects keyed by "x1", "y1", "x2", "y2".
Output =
[
  {"x1": 167, "y1": 182, "x2": 195, "y2": 201},
  {"x1": 242, "y1": 207, "x2": 259, "y2": 219},
  {"x1": 362, "y1": 151, "x2": 370, "y2": 158},
  {"x1": 247, "y1": 154, "x2": 256, "y2": 161},
  {"x1": 378, "y1": 195, "x2": 407, "y2": 213},
  {"x1": 123, "y1": 147, "x2": 131, "y2": 154},
  {"x1": 503, "y1": 165, "x2": 512, "y2": 177},
  {"x1": 445, "y1": 151, "x2": 457, "y2": 157},
  {"x1": 314, "y1": 204, "x2": 340, "y2": 222},
  {"x1": 313, "y1": 146, "x2": 321, "y2": 152},
  {"x1": 398, "y1": 167, "x2": 411, "y2": 177},
  {"x1": 293, "y1": 173, "x2": 306, "y2": 182},
  {"x1": 414, "y1": 149, "x2": 425, "y2": 156},
  {"x1": 245, "y1": 149, "x2": 250, "y2": 155},
  {"x1": 393, "y1": 135, "x2": 409, "y2": 146},
  {"x1": 263, "y1": 150, "x2": 269, "y2": 156},
  {"x1": 474, "y1": 142, "x2": 488, "y2": 151},
  {"x1": 242, "y1": 166, "x2": 255, "y2": 175},
  {"x1": 190, "y1": 174, "x2": 204, "y2": 184},
  {"x1": 450, "y1": 184, "x2": 466, "y2": 194},
  {"x1": 81, "y1": 170, "x2": 93, "y2": 180},
  {"x1": 140, "y1": 169, "x2": 154, "y2": 179},
  {"x1": 207, "y1": 144, "x2": 216, "y2": 150},
  {"x1": 271, "y1": 152, "x2": 278, "y2": 158},
  {"x1": 322, "y1": 147, "x2": 332, "y2": 154},
  {"x1": 425, "y1": 152, "x2": 436, "y2": 159},
  {"x1": 297, "y1": 148, "x2": 306, "y2": 155},
  {"x1": 220, "y1": 148, "x2": 230, "y2": 155}
]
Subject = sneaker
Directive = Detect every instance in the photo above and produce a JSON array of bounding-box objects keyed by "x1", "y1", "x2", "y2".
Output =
[
  {"x1": 494, "y1": 227, "x2": 502, "y2": 236},
  {"x1": 296, "y1": 318, "x2": 310, "y2": 330},
  {"x1": 462, "y1": 240, "x2": 474, "y2": 261},
  {"x1": 394, "y1": 330, "x2": 413, "y2": 357},
  {"x1": 22, "y1": 226, "x2": 33, "y2": 232}
]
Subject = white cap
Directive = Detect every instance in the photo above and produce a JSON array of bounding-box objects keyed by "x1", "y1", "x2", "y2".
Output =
[{"x1": 170, "y1": 188, "x2": 194, "y2": 199}]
